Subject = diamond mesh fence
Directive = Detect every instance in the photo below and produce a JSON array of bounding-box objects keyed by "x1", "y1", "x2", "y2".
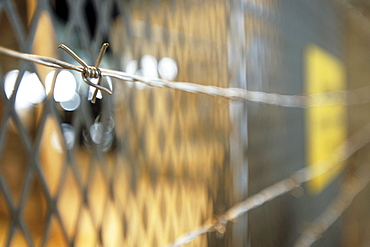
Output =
[
  {"x1": 0, "y1": 0, "x2": 369, "y2": 247},
  {"x1": 0, "y1": 0, "x2": 234, "y2": 246}
]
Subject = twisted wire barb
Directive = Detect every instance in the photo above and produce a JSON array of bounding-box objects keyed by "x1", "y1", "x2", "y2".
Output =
[
  {"x1": 0, "y1": 44, "x2": 369, "y2": 246},
  {"x1": 91, "y1": 43, "x2": 110, "y2": 102},
  {"x1": 164, "y1": 123, "x2": 370, "y2": 247},
  {"x1": 1, "y1": 45, "x2": 370, "y2": 107},
  {"x1": 58, "y1": 43, "x2": 112, "y2": 103},
  {"x1": 0, "y1": 1, "x2": 367, "y2": 246}
]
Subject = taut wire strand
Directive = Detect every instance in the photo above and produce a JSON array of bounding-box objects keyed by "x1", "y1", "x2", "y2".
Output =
[
  {"x1": 164, "y1": 123, "x2": 370, "y2": 247},
  {"x1": 294, "y1": 164, "x2": 370, "y2": 247},
  {"x1": 2, "y1": 45, "x2": 370, "y2": 107},
  {"x1": 0, "y1": 45, "x2": 84, "y2": 71}
]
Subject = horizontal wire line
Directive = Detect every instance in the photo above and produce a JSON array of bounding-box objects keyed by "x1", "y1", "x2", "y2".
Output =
[
  {"x1": 0, "y1": 1, "x2": 367, "y2": 246},
  {"x1": 1, "y1": 45, "x2": 370, "y2": 107},
  {"x1": 164, "y1": 123, "x2": 370, "y2": 247},
  {"x1": 0, "y1": 30, "x2": 368, "y2": 246}
]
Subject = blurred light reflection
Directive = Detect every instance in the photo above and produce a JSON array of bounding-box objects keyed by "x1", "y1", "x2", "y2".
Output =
[
  {"x1": 125, "y1": 60, "x2": 137, "y2": 88},
  {"x1": 134, "y1": 69, "x2": 147, "y2": 90},
  {"x1": 46, "y1": 70, "x2": 77, "y2": 102},
  {"x1": 141, "y1": 55, "x2": 158, "y2": 78},
  {"x1": 126, "y1": 60, "x2": 138, "y2": 75},
  {"x1": 86, "y1": 116, "x2": 115, "y2": 151},
  {"x1": 158, "y1": 57, "x2": 178, "y2": 80},
  {"x1": 90, "y1": 123, "x2": 104, "y2": 144},
  {"x1": 61, "y1": 123, "x2": 75, "y2": 150},
  {"x1": 51, "y1": 131, "x2": 63, "y2": 153},
  {"x1": 60, "y1": 92, "x2": 81, "y2": 111},
  {"x1": 4, "y1": 70, "x2": 46, "y2": 109}
]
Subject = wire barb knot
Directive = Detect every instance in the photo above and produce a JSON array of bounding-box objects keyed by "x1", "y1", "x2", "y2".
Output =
[
  {"x1": 58, "y1": 43, "x2": 112, "y2": 103},
  {"x1": 84, "y1": 66, "x2": 101, "y2": 79}
]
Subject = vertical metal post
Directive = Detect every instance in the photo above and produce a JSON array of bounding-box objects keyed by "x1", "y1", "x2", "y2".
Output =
[{"x1": 228, "y1": 0, "x2": 249, "y2": 246}]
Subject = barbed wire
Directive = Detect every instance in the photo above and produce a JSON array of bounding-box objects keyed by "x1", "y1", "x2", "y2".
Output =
[
  {"x1": 288, "y1": 2, "x2": 370, "y2": 246},
  {"x1": 1, "y1": 45, "x2": 370, "y2": 107},
  {"x1": 164, "y1": 123, "x2": 370, "y2": 247},
  {"x1": 294, "y1": 164, "x2": 370, "y2": 247},
  {"x1": 0, "y1": 36, "x2": 369, "y2": 246}
]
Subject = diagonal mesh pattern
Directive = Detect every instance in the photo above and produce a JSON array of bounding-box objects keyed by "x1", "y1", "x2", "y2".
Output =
[
  {"x1": 2, "y1": 0, "x2": 367, "y2": 247},
  {"x1": 0, "y1": 0, "x2": 233, "y2": 246}
]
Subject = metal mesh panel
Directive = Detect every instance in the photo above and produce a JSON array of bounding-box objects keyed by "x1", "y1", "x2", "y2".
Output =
[
  {"x1": 2, "y1": 0, "x2": 367, "y2": 247},
  {"x1": 246, "y1": 1, "x2": 345, "y2": 246},
  {"x1": 0, "y1": 0, "x2": 233, "y2": 246}
]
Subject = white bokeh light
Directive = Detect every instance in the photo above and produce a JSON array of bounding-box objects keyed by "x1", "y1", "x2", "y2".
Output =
[
  {"x1": 158, "y1": 57, "x2": 178, "y2": 81},
  {"x1": 4, "y1": 70, "x2": 19, "y2": 98},
  {"x1": 60, "y1": 92, "x2": 81, "y2": 111},
  {"x1": 4, "y1": 70, "x2": 46, "y2": 110},
  {"x1": 134, "y1": 69, "x2": 147, "y2": 90},
  {"x1": 61, "y1": 123, "x2": 75, "y2": 150},
  {"x1": 88, "y1": 117, "x2": 114, "y2": 150},
  {"x1": 125, "y1": 60, "x2": 138, "y2": 88},
  {"x1": 90, "y1": 123, "x2": 104, "y2": 144},
  {"x1": 51, "y1": 131, "x2": 63, "y2": 153},
  {"x1": 126, "y1": 60, "x2": 138, "y2": 75},
  {"x1": 26, "y1": 73, "x2": 46, "y2": 104},
  {"x1": 141, "y1": 55, "x2": 158, "y2": 78},
  {"x1": 45, "y1": 70, "x2": 77, "y2": 102}
]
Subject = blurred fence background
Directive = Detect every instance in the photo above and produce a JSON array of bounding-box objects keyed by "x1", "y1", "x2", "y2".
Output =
[{"x1": 0, "y1": 0, "x2": 369, "y2": 246}]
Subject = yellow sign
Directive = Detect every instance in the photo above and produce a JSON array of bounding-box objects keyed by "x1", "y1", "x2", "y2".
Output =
[{"x1": 305, "y1": 45, "x2": 346, "y2": 194}]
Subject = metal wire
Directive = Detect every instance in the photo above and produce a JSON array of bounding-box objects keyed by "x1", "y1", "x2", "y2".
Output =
[
  {"x1": 0, "y1": 40, "x2": 369, "y2": 247},
  {"x1": 0, "y1": 0, "x2": 368, "y2": 246},
  {"x1": 1, "y1": 45, "x2": 370, "y2": 107},
  {"x1": 294, "y1": 165, "x2": 370, "y2": 247},
  {"x1": 58, "y1": 43, "x2": 112, "y2": 103},
  {"x1": 91, "y1": 43, "x2": 110, "y2": 103},
  {"x1": 164, "y1": 123, "x2": 370, "y2": 247}
]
